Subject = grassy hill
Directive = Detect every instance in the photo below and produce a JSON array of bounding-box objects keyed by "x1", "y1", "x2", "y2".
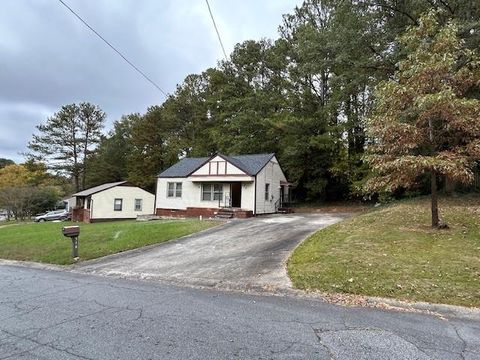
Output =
[{"x1": 288, "y1": 195, "x2": 480, "y2": 307}]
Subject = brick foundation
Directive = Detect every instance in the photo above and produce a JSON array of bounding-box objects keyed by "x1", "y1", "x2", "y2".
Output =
[
  {"x1": 186, "y1": 207, "x2": 218, "y2": 217},
  {"x1": 155, "y1": 208, "x2": 187, "y2": 217},
  {"x1": 156, "y1": 207, "x2": 217, "y2": 218},
  {"x1": 155, "y1": 207, "x2": 253, "y2": 218}
]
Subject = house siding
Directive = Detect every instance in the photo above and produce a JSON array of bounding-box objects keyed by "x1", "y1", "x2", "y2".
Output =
[
  {"x1": 241, "y1": 182, "x2": 255, "y2": 211},
  {"x1": 156, "y1": 179, "x2": 238, "y2": 210},
  {"x1": 254, "y1": 156, "x2": 287, "y2": 214}
]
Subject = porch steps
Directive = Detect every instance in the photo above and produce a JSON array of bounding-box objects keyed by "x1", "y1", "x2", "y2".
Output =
[
  {"x1": 215, "y1": 208, "x2": 234, "y2": 219},
  {"x1": 277, "y1": 207, "x2": 294, "y2": 214}
]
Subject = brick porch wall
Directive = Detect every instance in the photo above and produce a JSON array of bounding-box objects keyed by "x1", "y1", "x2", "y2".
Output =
[
  {"x1": 234, "y1": 210, "x2": 253, "y2": 218},
  {"x1": 156, "y1": 207, "x2": 218, "y2": 218},
  {"x1": 156, "y1": 207, "x2": 253, "y2": 218},
  {"x1": 72, "y1": 208, "x2": 91, "y2": 223}
]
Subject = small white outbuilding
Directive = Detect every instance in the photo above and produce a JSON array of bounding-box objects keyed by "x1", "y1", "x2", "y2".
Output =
[{"x1": 71, "y1": 181, "x2": 154, "y2": 222}]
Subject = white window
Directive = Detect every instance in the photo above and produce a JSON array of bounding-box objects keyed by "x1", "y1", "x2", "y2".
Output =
[
  {"x1": 114, "y1": 198, "x2": 123, "y2": 211},
  {"x1": 202, "y1": 184, "x2": 223, "y2": 201},
  {"x1": 202, "y1": 184, "x2": 212, "y2": 201},
  {"x1": 167, "y1": 183, "x2": 175, "y2": 197},
  {"x1": 134, "y1": 199, "x2": 142, "y2": 211},
  {"x1": 213, "y1": 184, "x2": 223, "y2": 201},
  {"x1": 167, "y1": 182, "x2": 182, "y2": 198},
  {"x1": 265, "y1": 183, "x2": 270, "y2": 201},
  {"x1": 175, "y1": 182, "x2": 182, "y2": 197}
]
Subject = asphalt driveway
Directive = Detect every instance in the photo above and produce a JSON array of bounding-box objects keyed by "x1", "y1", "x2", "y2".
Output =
[{"x1": 76, "y1": 213, "x2": 348, "y2": 290}]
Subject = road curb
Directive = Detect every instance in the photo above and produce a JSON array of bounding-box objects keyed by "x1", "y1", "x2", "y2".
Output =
[
  {"x1": 0, "y1": 259, "x2": 65, "y2": 271},
  {"x1": 279, "y1": 288, "x2": 480, "y2": 321},
  {"x1": 364, "y1": 296, "x2": 480, "y2": 321}
]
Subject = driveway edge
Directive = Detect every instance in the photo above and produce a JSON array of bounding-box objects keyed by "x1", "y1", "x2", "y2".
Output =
[{"x1": 70, "y1": 219, "x2": 230, "y2": 268}]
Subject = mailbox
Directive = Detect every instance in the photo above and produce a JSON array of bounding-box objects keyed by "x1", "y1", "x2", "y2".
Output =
[
  {"x1": 62, "y1": 226, "x2": 80, "y2": 237},
  {"x1": 62, "y1": 226, "x2": 80, "y2": 259}
]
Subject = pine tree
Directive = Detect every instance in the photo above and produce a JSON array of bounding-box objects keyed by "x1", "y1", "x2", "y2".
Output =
[{"x1": 27, "y1": 103, "x2": 105, "y2": 191}]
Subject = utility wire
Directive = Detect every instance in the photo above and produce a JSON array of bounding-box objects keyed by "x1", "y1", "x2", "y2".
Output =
[
  {"x1": 205, "y1": 0, "x2": 228, "y2": 62},
  {"x1": 57, "y1": 0, "x2": 168, "y2": 98}
]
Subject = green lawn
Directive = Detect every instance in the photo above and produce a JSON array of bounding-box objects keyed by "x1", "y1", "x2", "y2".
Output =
[
  {"x1": 0, "y1": 219, "x2": 221, "y2": 265},
  {"x1": 288, "y1": 195, "x2": 480, "y2": 307}
]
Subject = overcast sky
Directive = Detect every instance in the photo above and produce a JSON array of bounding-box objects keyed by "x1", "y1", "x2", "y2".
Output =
[{"x1": 0, "y1": 0, "x2": 300, "y2": 162}]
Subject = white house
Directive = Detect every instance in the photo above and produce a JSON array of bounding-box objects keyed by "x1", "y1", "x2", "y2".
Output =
[
  {"x1": 71, "y1": 181, "x2": 155, "y2": 222},
  {"x1": 155, "y1": 153, "x2": 291, "y2": 218}
]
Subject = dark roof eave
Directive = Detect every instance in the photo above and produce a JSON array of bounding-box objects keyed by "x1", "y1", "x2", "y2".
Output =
[
  {"x1": 72, "y1": 181, "x2": 130, "y2": 197},
  {"x1": 157, "y1": 175, "x2": 188, "y2": 178}
]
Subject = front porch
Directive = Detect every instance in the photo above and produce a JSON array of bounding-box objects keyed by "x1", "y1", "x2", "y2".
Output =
[
  {"x1": 215, "y1": 207, "x2": 253, "y2": 219},
  {"x1": 71, "y1": 196, "x2": 91, "y2": 223},
  {"x1": 190, "y1": 179, "x2": 251, "y2": 210}
]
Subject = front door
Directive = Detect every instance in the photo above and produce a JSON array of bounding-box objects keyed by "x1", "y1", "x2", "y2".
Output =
[{"x1": 230, "y1": 183, "x2": 242, "y2": 208}]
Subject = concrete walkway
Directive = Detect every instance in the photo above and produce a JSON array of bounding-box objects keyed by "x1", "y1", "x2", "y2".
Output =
[{"x1": 75, "y1": 213, "x2": 349, "y2": 291}]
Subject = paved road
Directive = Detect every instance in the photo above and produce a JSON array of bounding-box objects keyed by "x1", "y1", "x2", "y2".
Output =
[
  {"x1": 75, "y1": 214, "x2": 348, "y2": 290},
  {"x1": 1, "y1": 265, "x2": 479, "y2": 359}
]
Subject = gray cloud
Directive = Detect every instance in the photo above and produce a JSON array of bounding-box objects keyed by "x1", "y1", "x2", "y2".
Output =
[{"x1": 0, "y1": 0, "x2": 299, "y2": 162}]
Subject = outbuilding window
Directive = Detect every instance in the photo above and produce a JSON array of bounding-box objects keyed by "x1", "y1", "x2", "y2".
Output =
[
  {"x1": 134, "y1": 199, "x2": 142, "y2": 211},
  {"x1": 114, "y1": 198, "x2": 123, "y2": 211},
  {"x1": 167, "y1": 182, "x2": 182, "y2": 198},
  {"x1": 265, "y1": 183, "x2": 270, "y2": 201},
  {"x1": 202, "y1": 184, "x2": 223, "y2": 201}
]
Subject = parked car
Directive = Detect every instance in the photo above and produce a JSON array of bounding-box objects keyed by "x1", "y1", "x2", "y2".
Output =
[{"x1": 34, "y1": 210, "x2": 71, "y2": 222}]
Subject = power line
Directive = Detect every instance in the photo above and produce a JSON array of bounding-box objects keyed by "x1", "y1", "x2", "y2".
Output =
[
  {"x1": 205, "y1": 0, "x2": 228, "y2": 62},
  {"x1": 57, "y1": 0, "x2": 168, "y2": 98}
]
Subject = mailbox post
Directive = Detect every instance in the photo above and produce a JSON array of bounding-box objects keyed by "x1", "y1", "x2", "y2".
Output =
[{"x1": 62, "y1": 226, "x2": 80, "y2": 260}]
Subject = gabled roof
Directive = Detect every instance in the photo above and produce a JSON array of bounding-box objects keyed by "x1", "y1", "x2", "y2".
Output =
[
  {"x1": 72, "y1": 181, "x2": 128, "y2": 197},
  {"x1": 224, "y1": 153, "x2": 275, "y2": 175},
  {"x1": 157, "y1": 153, "x2": 276, "y2": 178},
  {"x1": 158, "y1": 157, "x2": 210, "y2": 178}
]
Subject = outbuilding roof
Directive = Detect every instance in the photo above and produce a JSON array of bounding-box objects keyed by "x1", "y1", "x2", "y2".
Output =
[
  {"x1": 72, "y1": 181, "x2": 128, "y2": 197},
  {"x1": 158, "y1": 153, "x2": 276, "y2": 178}
]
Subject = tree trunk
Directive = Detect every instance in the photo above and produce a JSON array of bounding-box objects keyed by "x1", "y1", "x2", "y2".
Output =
[
  {"x1": 431, "y1": 171, "x2": 439, "y2": 228},
  {"x1": 82, "y1": 163, "x2": 86, "y2": 190},
  {"x1": 82, "y1": 122, "x2": 90, "y2": 190},
  {"x1": 445, "y1": 175, "x2": 454, "y2": 195},
  {"x1": 74, "y1": 174, "x2": 80, "y2": 193}
]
